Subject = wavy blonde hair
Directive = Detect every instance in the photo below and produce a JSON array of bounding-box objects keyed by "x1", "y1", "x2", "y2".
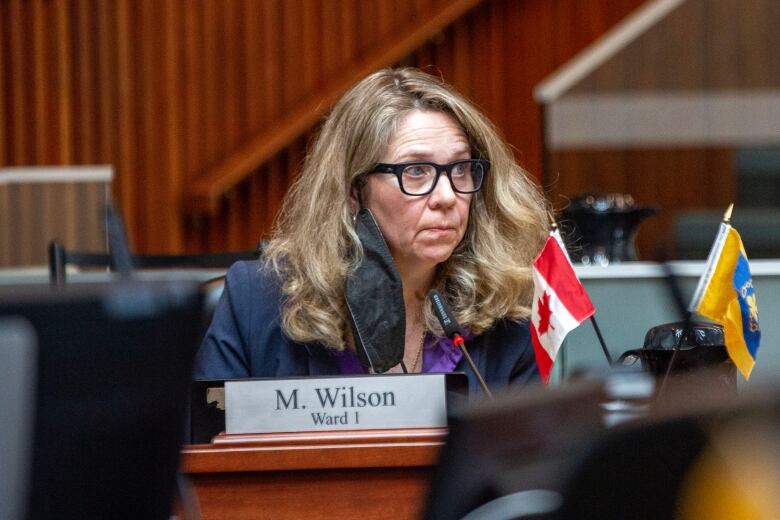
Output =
[{"x1": 264, "y1": 67, "x2": 549, "y2": 351}]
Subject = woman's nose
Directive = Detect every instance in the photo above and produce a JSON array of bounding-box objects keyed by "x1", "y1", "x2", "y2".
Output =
[{"x1": 427, "y1": 174, "x2": 457, "y2": 207}]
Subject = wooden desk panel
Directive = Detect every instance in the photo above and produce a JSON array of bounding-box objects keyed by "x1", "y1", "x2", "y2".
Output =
[{"x1": 181, "y1": 428, "x2": 446, "y2": 520}]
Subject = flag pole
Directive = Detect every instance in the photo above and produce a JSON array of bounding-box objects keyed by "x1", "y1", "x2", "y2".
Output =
[
  {"x1": 549, "y1": 214, "x2": 613, "y2": 366},
  {"x1": 723, "y1": 202, "x2": 734, "y2": 224},
  {"x1": 657, "y1": 202, "x2": 735, "y2": 401},
  {"x1": 589, "y1": 315, "x2": 613, "y2": 365}
]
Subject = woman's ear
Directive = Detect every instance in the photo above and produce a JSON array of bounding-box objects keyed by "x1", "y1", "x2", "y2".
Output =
[
  {"x1": 349, "y1": 181, "x2": 365, "y2": 213},
  {"x1": 349, "y1": 188, "x2": 359, "y2": 214}
]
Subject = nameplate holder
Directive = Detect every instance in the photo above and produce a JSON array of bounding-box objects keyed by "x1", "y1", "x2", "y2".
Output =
[{"x1": 225, "y1": 374, "x2": 448, "y2": 434}]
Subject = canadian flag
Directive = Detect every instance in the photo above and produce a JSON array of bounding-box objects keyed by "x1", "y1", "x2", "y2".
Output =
[{"x1": 530, "y1": 230, "x2": 595, "y2": 383}]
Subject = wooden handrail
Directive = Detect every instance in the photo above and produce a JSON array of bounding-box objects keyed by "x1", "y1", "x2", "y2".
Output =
[{"x1": 186, "y1": 0, "x2": 485, "y2": 215}]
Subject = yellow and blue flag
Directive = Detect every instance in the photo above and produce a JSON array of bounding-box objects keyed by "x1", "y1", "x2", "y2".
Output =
[{"x1": 689, "y1": 219, "x2": 760, "y2": 379}]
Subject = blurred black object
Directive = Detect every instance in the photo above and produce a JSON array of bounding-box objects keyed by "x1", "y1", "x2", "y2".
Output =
[
  {"x1": 556, "y1": 390, "x2": 780, "y2": 520},
  {"x1": 425, "y1": 380, "x2": 606, "y2": 520},
  {"x1": 426, "y1": 363, "x2": 780, "y2": 520},
  {"x1": 555, "y1": 412, "x2": 709, "y2": 520},
  {"x1": 618, "y1": 321, "x2": 737, "y2": 397},
  {"x1": 562, "y1": 193, "x2": 657, "y2": 264},
  {"x1": 0, "y1": 281, "x2": 205, "y2": 520}
]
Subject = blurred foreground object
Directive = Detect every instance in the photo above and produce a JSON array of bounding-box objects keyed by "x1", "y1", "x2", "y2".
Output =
[
  {"x1": 677, "y1": 412, "x2": 780, "y2": 520},
  {"x1": 0, "y1": 280, "x2": 204, "y2": 519},
  {"x1": 427, "y1": 369, "x2": 780, "y2": 519},
  {"x1": 559, "y1": 387, "x2": 780, "y2": 520},
  {"x1": 0, "y1": 319, "x2": 36, "y2": 520}
]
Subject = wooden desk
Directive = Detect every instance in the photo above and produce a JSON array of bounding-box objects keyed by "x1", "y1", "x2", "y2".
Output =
[{"x1": 180, "y1": 428, "x2": 447, "y2": 519}]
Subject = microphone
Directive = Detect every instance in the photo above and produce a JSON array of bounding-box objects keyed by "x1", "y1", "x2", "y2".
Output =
[{"x1": 429, "y1": 290, "x2": 493, "y2": 400}]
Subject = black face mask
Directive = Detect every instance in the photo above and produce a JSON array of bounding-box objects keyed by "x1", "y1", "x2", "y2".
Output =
[{"x1": 345, "y1": 208, "x2": 405, "y2": 373}]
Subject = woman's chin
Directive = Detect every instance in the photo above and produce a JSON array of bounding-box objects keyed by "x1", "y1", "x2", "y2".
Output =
[{"x1": 418, "y1": 248, "x2": 456, "y2": 266}]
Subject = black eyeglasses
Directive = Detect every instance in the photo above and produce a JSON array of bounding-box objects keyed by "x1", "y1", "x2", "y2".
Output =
[{"x1": 364, "y1": 159, "x2": 489, "y2": 196}]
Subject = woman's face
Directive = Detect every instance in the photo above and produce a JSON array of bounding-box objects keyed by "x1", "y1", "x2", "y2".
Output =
[{"x1": 361, "y1": 109, "x2": 473, "y2": 278}]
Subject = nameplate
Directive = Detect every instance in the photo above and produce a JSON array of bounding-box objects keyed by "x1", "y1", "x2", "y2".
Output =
[{"x1": 224, "y1": 374, "x2": 448, "y2": 434}]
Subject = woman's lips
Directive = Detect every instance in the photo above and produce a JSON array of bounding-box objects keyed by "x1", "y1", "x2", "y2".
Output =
[{"x1": 422, "y1": 226, "x2": 456, "y2": 237}]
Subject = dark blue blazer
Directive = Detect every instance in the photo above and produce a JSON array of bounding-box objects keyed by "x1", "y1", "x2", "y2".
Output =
[{"x1": 193, "y1": 261, "x2": 540, "y2": 395}]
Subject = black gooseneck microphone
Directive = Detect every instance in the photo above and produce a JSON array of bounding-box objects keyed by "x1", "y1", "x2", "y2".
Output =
[{"x1": 429, "y1": 290, "x2": 493, "y2": 400}]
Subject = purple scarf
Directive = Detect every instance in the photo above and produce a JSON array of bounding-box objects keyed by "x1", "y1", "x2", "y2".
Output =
[{"x1": 333, "y1": 330, "x2": 471, "y2": 374}]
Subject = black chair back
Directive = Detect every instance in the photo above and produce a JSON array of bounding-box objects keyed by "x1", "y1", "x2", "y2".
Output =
[{"x1": 48, "y1": 240, "x2": 264, "y2": 285}]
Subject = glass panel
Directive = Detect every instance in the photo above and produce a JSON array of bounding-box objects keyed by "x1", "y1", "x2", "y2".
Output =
[{"x1": 0, "y1": 166, "x2": 113, "y2": 267}]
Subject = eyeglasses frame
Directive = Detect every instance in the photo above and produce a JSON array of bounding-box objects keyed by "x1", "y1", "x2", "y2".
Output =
[{"x1": 362, "y1": 159, "x2": 490, "y2": 196}]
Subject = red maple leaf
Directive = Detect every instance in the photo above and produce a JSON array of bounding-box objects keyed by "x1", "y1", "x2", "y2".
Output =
[{"x1": 537, "y1": 291, "x2": 555, "y2": 336}]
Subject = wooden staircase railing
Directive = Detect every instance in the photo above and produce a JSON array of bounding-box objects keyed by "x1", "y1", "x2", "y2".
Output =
[{"x1": 185, "y1": 0, "x2": 485, "y2": 215}]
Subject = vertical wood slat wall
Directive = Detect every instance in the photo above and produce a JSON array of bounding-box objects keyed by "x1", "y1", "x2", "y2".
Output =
[{"x1": 1, "y1": 0, "x2": 645, "y2": 256}]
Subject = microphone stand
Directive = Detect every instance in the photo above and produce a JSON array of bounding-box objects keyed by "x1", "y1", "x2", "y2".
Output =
[
  {"x1": 655, "y1": 260, "x2": 693, "y2": 402},
  {"x1": 453, "y1": 334, "x2": 493, "y2": 400},
  {"x1": 429, "y1": 289, "x2": 494, "y2": 400}
]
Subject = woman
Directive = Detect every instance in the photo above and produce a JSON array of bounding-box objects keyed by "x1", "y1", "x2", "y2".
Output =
[{"x1": 194, "y1": 68, "x2": 549, "y2": 393}]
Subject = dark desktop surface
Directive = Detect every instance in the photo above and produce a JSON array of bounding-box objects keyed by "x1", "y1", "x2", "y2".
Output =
[{"x1": 0, "y1": 281, "x2": 205, "y2": 520}]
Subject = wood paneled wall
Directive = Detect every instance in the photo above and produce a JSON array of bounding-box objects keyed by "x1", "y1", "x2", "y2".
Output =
[
  {"x1": 572, "y1": 0, "x2": 780, "y2": 93},
  {"x1": 1, "y1": 0, "x2": 645, "y2": 255}
]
